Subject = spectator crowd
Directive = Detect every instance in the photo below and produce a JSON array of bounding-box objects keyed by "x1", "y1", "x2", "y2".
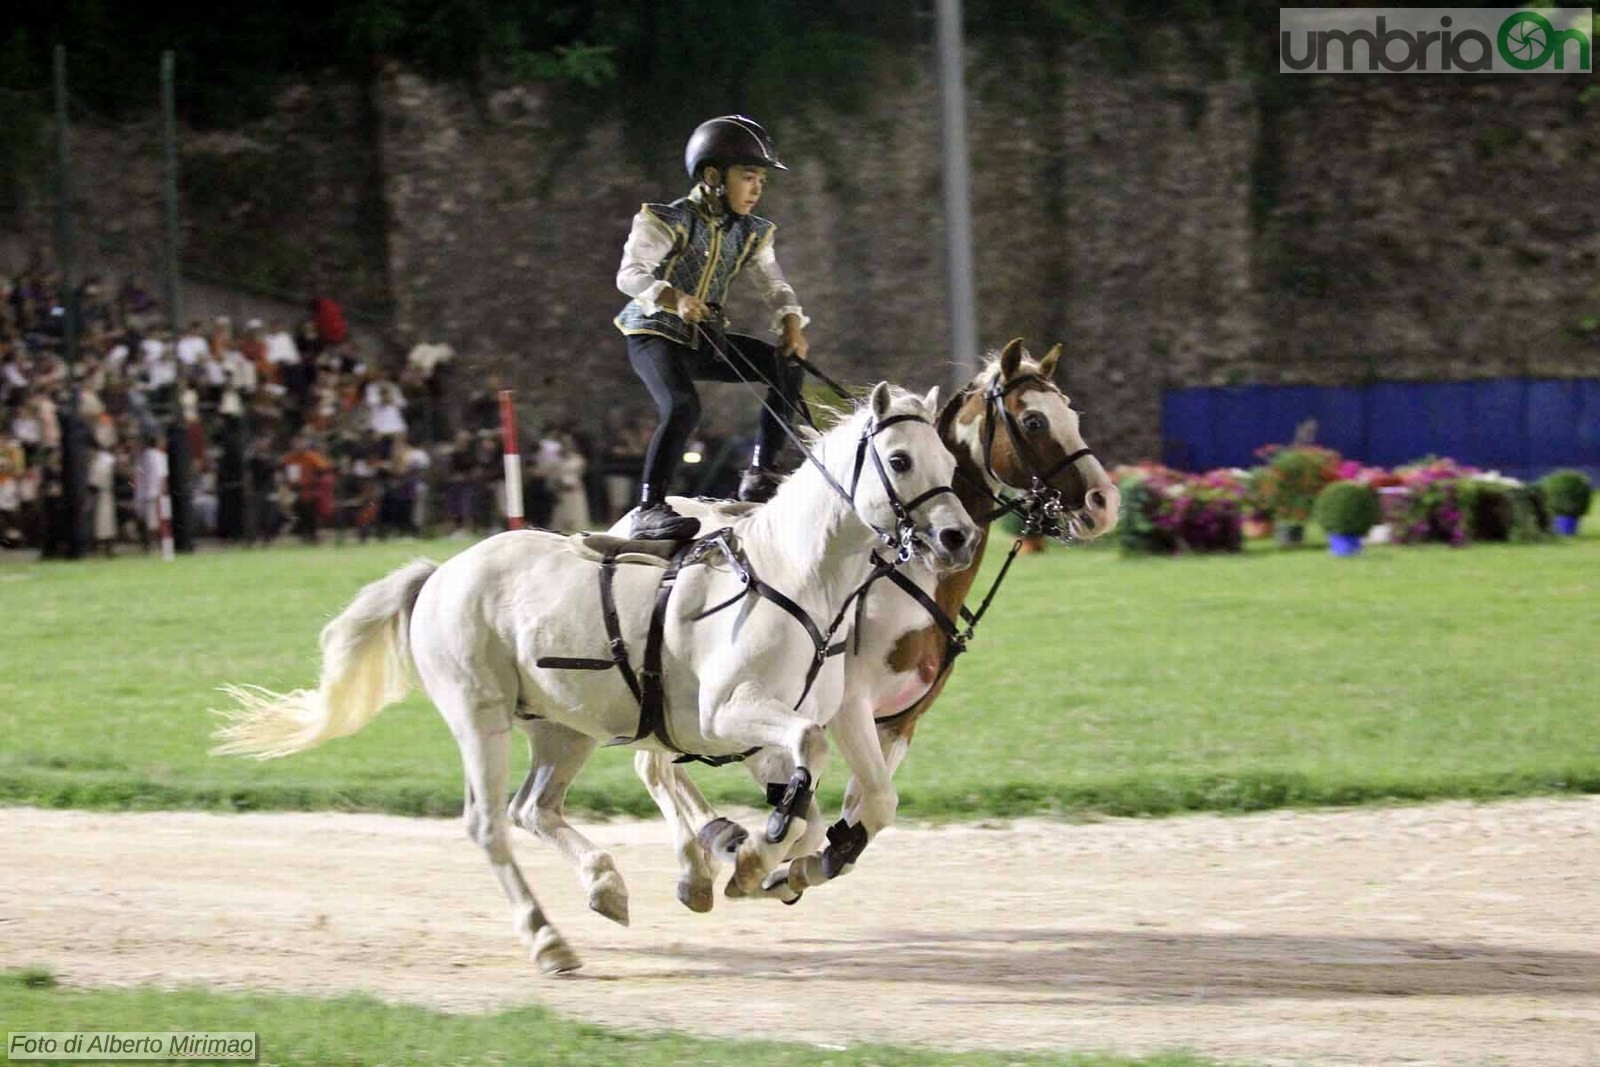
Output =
[{"x1": 0, "y1": 265, "x2": 698, "y2": 557}]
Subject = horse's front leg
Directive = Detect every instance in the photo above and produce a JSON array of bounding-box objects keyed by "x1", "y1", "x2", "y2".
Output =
[
  {"x1": 763, "y1": 693, "x2": 896, "y2": 901},
  {"x1": 840, "y1": 719, "x2": 911, "y2": 824},
  {"x1": 716, "y1": 750, "x2": 825, "y2": 902},
  {"x1": 701, "y1": 681, "x2": 829, "y2": 896},
  {"x1": 509, "y1": 719, "x2": 629, "y2": 927}
]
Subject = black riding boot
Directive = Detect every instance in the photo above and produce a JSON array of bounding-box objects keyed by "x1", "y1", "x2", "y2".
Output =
[
  {"x1": 630, "y1": 499, "x2": 700, "y2": 542},
  {"x1": 737, "y1": 468, "x2": 781, "y2": 504}
]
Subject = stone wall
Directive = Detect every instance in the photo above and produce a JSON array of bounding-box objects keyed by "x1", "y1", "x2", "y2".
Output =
[
  {"x1": 5, "y1": 79, "x2": 388, "y2": 327},
  {"x1": 1257, "y1": 78, "x2": 1600, "y2": 387}
]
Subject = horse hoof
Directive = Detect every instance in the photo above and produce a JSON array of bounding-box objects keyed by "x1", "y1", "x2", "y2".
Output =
[
  {"x1": 587, "y1": 871, "x2": 630, "y2": 927},
  {"x1": 729, "y1": 840, "x2": 773, "y2": 897},
  {"x1": 723, "y1": 873, "x2": 747, "y2": 900},
  {"x1": 532, "y1": 927, "x2": 582, "y2": 976},
  {"x1": 677, "y1": 876, "x2": 715, "y2": 914},
  {"x1": 697, "y1": 817, "x2": 748, "y2": 862},
  {"x1": 761, "y1": 869, "x2": 804, "y2": 906}
]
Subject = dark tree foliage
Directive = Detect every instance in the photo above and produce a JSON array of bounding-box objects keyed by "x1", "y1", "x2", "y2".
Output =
[
  {"x1": 0, "y1": 1, "x2": 1282, "y2": 125},
  {"x1": 1, "y1": 0, "x2": 929, "y2": 128}
]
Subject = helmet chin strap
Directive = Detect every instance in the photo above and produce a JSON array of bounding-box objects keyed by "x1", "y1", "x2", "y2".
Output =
[{"x1": 700, "y1": 173, "x2": 734, "y2": 223}]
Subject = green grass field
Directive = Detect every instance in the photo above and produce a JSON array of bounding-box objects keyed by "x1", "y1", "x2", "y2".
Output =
[
  {"x1": 0, "y1": 970, "x2": 1225, "y2": 1067},
  {"x1": 1, "y1": 519, "x2": 1596, "y2": 820}
]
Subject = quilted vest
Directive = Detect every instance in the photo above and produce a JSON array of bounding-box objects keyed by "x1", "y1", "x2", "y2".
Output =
[{"x1": 615, "y1": 196, "x2": 775, "y2": 347}]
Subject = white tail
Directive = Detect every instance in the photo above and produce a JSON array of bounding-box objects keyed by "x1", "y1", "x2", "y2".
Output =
[{"x1": 211, "y1": 558, "x2": 439, "y2": 759}]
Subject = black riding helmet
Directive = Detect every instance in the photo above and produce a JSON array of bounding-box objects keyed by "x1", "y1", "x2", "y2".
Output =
[{"x1": 684, "y1": 115, "x2": 788, "y2": 183}]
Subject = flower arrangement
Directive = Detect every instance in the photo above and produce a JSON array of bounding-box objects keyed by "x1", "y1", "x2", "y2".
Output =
[
  {"x1": 1112, "y1": 464, "x2": 1243, "y2": 555},
  {"x1": 1180, "y1": 470, "x2": 1246, "y2": 552},
  {"x1": 1335, "y1": 459, "x2": 1403, "y2": 489},
  {"x1": 1112, "y1": 464, "x2": 1186, "y2": 555},
  {"x1": 1110, "y1": 450, "x2": 1575, "y2": 556},
  {"x1": 1454, "y1": 473, "x2": 1545, "y2": 543},
  {"x1": 1252, "y1": 445, "x2": 1342, "y2": 526}
]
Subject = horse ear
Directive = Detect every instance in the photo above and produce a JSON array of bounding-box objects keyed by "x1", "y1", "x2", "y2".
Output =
[
  {"x1": 1038, "y1": 344, "x2": 1062, "y2": 381},
  {"x1": 922, "y1": 385, "x2": 941, "y2": 415},
  {"x1": 870, "y1": 381, "x2": 892, "y2": 419},
  {"x1": 999, "y1": 338, "x2": 1024, "y2": 381}
]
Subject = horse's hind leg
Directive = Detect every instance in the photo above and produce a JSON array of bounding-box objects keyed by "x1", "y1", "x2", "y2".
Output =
[
  {"x1": 510, "y1": 719, "x2": 629, "y2": 927},
  {"x1": 635, "y1": 752, "x2": 722, "y2": 914},
  {"x1": 449, "y1": 703, "x2": 580, "y2": 974}
]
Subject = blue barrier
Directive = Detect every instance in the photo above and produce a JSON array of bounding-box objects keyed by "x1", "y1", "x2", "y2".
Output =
[{"x1": 1162, "y1": 378, "x2": 1600, "y2": 481}]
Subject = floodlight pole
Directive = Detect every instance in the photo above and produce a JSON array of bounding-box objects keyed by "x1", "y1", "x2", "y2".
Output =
[
  {"x1": 936, "y1": 0, "x2": 980, "y2": 386},
  {"x1": 54, "y1": 45, "x2": 89, "y2": 560},
  {"x1": 159, "y1": 50, "x2": 194, "y2": 553},
  {"x1": 161, "y1": 51, "x2": 182, "y2": 328}
]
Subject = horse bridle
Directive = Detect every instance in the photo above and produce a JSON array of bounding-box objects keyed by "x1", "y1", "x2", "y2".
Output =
[
  {"x1": 966, "y1": 372, "x2": 1098, "y2": 541},
  {"x1": 844, "y1": 412, "x2": 962, "y2": 563}
]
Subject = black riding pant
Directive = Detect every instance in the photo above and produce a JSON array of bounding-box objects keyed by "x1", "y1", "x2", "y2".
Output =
[{"x1": 627, "y1": 332, "x2": 804, "y2": 503}]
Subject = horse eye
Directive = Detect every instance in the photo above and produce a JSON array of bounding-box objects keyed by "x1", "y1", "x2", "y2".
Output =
[
  {"x1": 1023, "y1": 414, "x2": 1048, "y2": 433},
  {"x1": 888, "y1": 452, "x2": 912, "y2": 474}
]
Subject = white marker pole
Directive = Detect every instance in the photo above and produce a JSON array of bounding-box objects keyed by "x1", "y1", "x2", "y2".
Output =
[
  {"x1": 158, "y1": 475, "x2": 175, "y2": 561},
  {"x1": 499, "y1": 389, "x2": 524, "y2": 531}
]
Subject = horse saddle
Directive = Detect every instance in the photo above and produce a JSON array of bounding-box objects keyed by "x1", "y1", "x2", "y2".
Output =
[{"x1": 573, "y1": 532, "x2": 679, "y2": 564}]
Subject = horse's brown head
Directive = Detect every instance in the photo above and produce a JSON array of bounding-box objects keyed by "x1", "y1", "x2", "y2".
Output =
[{"x1": 941, "y1": 338, "x2": 1120, "y2": 540}]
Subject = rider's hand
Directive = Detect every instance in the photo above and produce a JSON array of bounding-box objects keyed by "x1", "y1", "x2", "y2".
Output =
[
  {"x1": 670, "y1": 291, "x2": 714, "y2": 325},
  {"x1": 781, "y1": 317, "x2": 809, "y2": 362}
]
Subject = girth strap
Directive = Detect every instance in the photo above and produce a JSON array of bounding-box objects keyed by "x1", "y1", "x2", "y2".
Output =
[
  {"x1": 534, "y1": 552, "x2": 643, "y2": 704},
  {"x1": 630, "y1": 547, "x2": 689, "y2": 748}
]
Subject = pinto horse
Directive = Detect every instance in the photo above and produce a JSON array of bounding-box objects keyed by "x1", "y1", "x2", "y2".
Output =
[
  {"x1": 213, "y1": 383, "x2": 977, "y2": 973},
  {"x1": 620, "y1": 339, "x2": 1121, "y2": 905}
]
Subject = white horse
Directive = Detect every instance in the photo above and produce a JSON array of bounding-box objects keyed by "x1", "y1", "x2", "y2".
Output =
[
  {"x1": 619, "y1": 341, "x2": 1122, "y2": 906},
  {"x1": 213, "y1": 382, "x2": 978, "y2": 973}
]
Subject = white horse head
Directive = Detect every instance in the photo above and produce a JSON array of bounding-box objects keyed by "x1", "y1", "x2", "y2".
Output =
[{"x1": 791, "y1": 380, "x2": 978, "y2": 574}]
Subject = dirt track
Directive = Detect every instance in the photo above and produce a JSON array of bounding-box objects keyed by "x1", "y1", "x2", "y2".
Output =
[{"x1": 4, "y1": 799, "x2": 1600, "y2": 1066}]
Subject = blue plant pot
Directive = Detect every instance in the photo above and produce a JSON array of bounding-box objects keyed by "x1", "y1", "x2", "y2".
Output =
[
  {"x1": 1328, "y1": 533, "x2": 1364, "y2": 557},
  {"x1": 1553, "y1": 515, "x2": 1580, "y2": 536}
]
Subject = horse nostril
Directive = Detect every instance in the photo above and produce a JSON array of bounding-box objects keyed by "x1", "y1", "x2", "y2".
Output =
[
  {"x1": 938, "y1": 527, "x2": 968, "y2": 554},
  {"x1": 1087, "y1": 488, "x2": 1108, "y2": 511}
]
